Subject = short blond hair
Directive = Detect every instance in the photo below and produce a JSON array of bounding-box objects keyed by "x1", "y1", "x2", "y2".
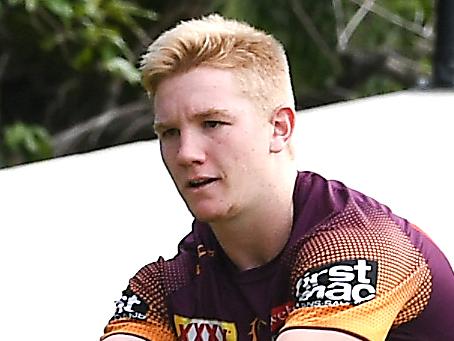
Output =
[{"x1": 141, "y1": 14, "x2": 295, "y2": 114}]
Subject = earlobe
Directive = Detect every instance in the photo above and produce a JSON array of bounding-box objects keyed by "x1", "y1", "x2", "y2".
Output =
[{"x1": 270, "y1": 107, "x2": 295, "y2": 153}]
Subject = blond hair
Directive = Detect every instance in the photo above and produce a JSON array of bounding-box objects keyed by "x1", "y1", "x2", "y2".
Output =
[{"x1": 141, "y1": 14, "x2": 295, "y2": 114}]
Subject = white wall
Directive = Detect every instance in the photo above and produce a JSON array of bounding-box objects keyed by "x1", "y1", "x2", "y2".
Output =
[{"x1": 0, "y1": 91, "x2": 452, "y2": 341}]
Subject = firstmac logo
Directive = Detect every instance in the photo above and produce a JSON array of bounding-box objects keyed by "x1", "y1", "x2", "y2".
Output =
[
  {"x1": 111, "y1": 287, "x2": 148, "y2": 321},
  {"x1": 295, "y1": 259, "x2": 378, "y2": 308},
  {"x1": 174, "y1": 315, "x2": 237, "y2": 341}
]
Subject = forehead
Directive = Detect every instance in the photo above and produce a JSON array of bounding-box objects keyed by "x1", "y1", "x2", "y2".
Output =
[{"x1": 153, "y1": 67, "x2": 251, "y2": 121}]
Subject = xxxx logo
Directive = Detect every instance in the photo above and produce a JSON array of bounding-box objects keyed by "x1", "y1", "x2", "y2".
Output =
[{"x1": 174, "y1": 315, "x2": 237, "y2": 341}]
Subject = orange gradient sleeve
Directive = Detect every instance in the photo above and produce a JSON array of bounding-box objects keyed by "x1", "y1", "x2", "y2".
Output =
[
  {"x1": 101, "y1": 262, "x2": 178, "y2": 341},
  {"x1": 282, "y1": 200, "x2": 432, "y2": 341},
  {"x1": 102, "y1": 319, "x2": 175, "y2": 341}
]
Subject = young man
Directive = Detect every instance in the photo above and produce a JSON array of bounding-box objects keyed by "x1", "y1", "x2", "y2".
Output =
[{"x1": 102, "y1": 14, "x2": 454, "y2": 341}]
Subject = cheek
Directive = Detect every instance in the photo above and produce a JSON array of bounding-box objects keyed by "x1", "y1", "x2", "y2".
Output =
[{"x1": 160, "y1": 143, "x2": 177, "y2": 167}]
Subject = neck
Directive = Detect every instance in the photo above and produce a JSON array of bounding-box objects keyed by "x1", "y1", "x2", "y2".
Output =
[{"x1": 210, "y1": 168, "x2": 297, "y2": 271}]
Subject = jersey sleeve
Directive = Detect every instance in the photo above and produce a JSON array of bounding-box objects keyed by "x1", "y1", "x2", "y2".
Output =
[
  {"x1": 101, "y1": 262, "x2": 176, "y2": 341},
  {"x1": 281, "y1": 197, "x2": 432, "y2": 341}
]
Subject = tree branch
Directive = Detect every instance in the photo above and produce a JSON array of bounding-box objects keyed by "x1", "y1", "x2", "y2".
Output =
[
  {"x1": 52, "y1": 100, "x2": 152, "y2": 156},
  {"x1": 332, "y1": 0, "x2": 346, "y2": 49},
  {"x1": 347, "y1": 0, "x2": 433, "y2": 39},
  {"x1": 339, "y1": 0, "x2": 375, "y2": 51}
]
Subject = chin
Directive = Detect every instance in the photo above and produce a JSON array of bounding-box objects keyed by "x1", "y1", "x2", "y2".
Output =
[
  {"x1": 189, "y1": 204, "x2": 233, "y2": 223},
  {"x1": 192, "y1": 210, "x2": 223, "y2": 223}
]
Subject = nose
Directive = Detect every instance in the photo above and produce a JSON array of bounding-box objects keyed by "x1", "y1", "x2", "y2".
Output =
[{"x1": 176, "y1": 130, "x2": 206, "y2": 166}]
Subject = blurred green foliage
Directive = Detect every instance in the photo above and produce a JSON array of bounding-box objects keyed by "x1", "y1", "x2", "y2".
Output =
[
  {"x1": 217, "y1": 0, "x2": 340, "y2": 90},
  {"x1": 215, "y1": 0, "x2": 433, "y2": 100},
  {"x1": 0, "y1": 0, "x2": 157, "y2": 167},
  {"x1": 0, "y1": 0, "x2": 435, "y2": 168},
  {"x1": 1, "y1": 0, "x2": 156, "y2": 83},
  {"x1": 0, "y1": 122, "x2": 53, "y2": 167}
]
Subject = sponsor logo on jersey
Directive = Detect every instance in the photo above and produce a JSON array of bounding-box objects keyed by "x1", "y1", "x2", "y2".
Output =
[
  {"x1": 174, "y1": 314, "x2": 237, "y2": 341},
  {"x1": 294, "y1": 259, "x2": 378, "y2": 308},
  {"x1": 270, "y1": 301, "x2": 294, "y2": 332},
  {"x1": 111, "y1": 287, "x2": 148, "y2": 321}
]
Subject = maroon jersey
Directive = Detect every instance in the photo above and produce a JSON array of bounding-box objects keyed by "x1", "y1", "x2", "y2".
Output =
[{"x1": 102, "y1": 171, "x2": 454, "y2": 340}]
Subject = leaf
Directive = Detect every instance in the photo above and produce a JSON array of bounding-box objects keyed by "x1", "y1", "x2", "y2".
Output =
[
  {"x1": 100, "y1": 27, "x2": 128, "y2": 52},
  {"x1": 3, "y1": 123, "x2": 53, "y2": 160},
  {"x1": 24, "y1": 133, "x2": 39, "y2": 153},
  {"x1": 103, "y1": 57, "x2": 140, "y2": 84},
  {"x1": 42, "y1": 0, "x2": 73, "y2": 19},
  {"x1": 112, "y1": 0, "x2": 157, "y2": 21},
  {"x1": 83, "y1": 0, "x2": 101, "y2": 19}
]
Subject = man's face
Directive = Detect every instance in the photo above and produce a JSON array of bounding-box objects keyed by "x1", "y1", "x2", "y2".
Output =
[{"x1": 153, "y1": 66, "x2": 275, "y2": 223}]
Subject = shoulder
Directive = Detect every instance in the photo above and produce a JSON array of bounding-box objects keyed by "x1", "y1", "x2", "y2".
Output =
[
  {"x1": 292, "y1": 174, "x2": 422, "y2": 275},
  {"x1": 285, "y1": 173, "x2": 454, "y2": 339},
  {"x1": 298, "y1": 170, "x2": 405, "y2": 223},
  {"x1": 102, "y1": 246, "x2": 198, "y2": 340},
  {"x1": 292, "y1": 171, "x2": 395, "y2": 239},
  {"x1": 131, "y1": 248, "x2": 197, "y2": 303},
  {"x1": 295, "y1": 171, "x2": 370, "y2": 215}
]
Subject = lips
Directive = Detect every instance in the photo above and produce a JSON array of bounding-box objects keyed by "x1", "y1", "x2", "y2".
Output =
[{"x1": 187, "y1": 177, "x2": 219, "y2": 189}]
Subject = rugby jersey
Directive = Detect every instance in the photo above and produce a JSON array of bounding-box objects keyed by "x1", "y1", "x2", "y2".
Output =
[{"x1": 102, "y1": 171, "x2": 454, "y2": 340}]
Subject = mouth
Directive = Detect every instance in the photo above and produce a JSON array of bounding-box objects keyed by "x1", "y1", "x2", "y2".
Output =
[{"x1": 187, "y1": 177, "x2": 219, "y2": 189}]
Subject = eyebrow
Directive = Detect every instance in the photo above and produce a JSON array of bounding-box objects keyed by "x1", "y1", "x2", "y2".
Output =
[
  {"x1": 192, "y1": 108, "x2": 233, "y2": 121},
  {"x1": 153, "y1": 108, "x2": 233, "y2": 134}
]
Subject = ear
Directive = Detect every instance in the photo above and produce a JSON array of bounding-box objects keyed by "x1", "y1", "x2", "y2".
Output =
[{"x1": 269, "y1": 107, "x2": 295, "y2": 153}]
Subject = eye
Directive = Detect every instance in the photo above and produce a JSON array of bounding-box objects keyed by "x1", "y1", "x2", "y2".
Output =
[
  {"x1": 161, "y1": 128, "x2": 179, "y2": 138},
  {"x1": 203, "y1": 120, "x2": 227, "y2": 129}
]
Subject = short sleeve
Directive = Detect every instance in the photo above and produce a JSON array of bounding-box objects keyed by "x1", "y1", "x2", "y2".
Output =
[
  {"x1": 101, "y1": 263, "x2": 176, "y2": 341},
  {"x1": 281, "y1": 199, "x2": 432, "y2": 341}
]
